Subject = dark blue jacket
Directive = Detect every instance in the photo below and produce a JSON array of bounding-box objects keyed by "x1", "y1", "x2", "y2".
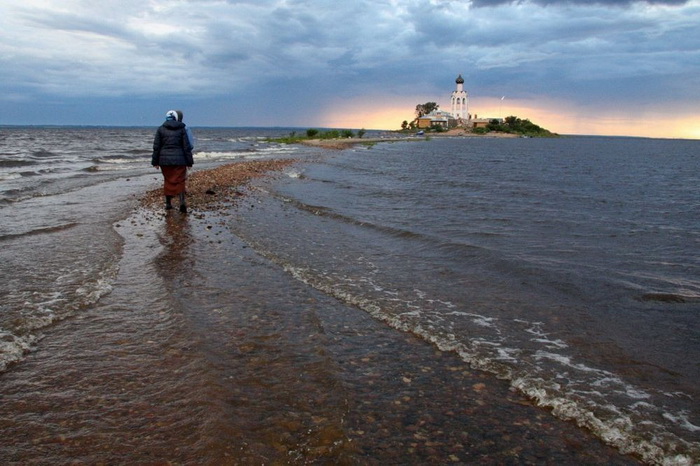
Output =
[{"x1": 152, "y1": 120, "x2": 194, "y2": 167}]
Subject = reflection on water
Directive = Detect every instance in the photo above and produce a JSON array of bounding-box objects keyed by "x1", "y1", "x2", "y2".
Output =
[
  {"x1": 241, "y1": 138, "x2": 700, "y2": 464},
  {"x1": 0, "y1": 208, "x2": 639, "y2": 464},
  {"x1": 157, "y1": 212, "x2": 195, "y2": 278},
  {"x1": 0, "y1": 209, "x2": 216, "y2": 463}
]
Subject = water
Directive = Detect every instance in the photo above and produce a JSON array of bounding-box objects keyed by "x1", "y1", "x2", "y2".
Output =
[
  {"x1": 0, "y1": 127, "x2": 697, "y2": 464},
  {"x1": 228, "y1": 136, "x2": 700, "y2": 463},
  {"x1": 0, "y1": 126, "x2": 301, "y2": 370}
]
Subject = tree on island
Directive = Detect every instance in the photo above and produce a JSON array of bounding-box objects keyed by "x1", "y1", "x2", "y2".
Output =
[
  {"x1": 480, "y1": 115, "x2": 555, "y2": 137},
  {"x1": 269, "y1": 128, "x2": 365, "y2": 144},
  {"x1": 415, "y1": 102, "x2": 439, "y2": 118}
]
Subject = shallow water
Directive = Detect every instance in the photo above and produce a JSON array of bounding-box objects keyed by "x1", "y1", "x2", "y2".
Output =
[
  {"x1": 0, "y1": 208, "x2": 637, "y2": 464},
  {"x1": 227, "y1": 136, "x2": 700, "y2": 463},
  {"x1": 0, "y1": 127, "x2": 697, "y2": 464},
  {"x1": 0, "y1": 126, "x2": 301, "y2": 372}
]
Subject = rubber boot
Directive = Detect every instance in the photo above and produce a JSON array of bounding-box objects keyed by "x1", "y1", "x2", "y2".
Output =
[
  {"x1": 165, "y1": 195, "x2": 173, "y2": 210},
  {"x1": 179, "y1": 192, "x2": 187, "y2": 213}
]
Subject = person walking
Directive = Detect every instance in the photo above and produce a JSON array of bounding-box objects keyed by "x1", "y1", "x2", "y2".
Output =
[{"x1": 152, "y1": 110, "x2": 194, "y2": 213}]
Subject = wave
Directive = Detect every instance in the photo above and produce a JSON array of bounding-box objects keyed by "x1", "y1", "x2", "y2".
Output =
[
  {"x1": 231, "y1": 187, "x2": 699, "y2": 464},
  {"x1": 0, "y1": 243, "x2": 119, "y2": 374},
  {"x1": 30, "y1": 149, "x2": 60, "y2": 158},
  {"x1": 639, "y1": 293, "x2": 700, "y2": 304},
  {"x1": 83, "y1": 164, "x2": 134, "y2": 173},
  {"x1": 195, "y1": 151, "x2": 255, "y2": 160},
  {"x1": 231, "y1": 136, "x2": 269, "y2": 142},
  {"x1": 0, "y1": 173, "x2": 23, "y2": 182},
  {"x1": 0, "y1": 169, "x2": 61, "y2": 182},
  {"x1": 0, "y1": 159, "x2": 37, "y2": 168},
  {"x1": 267, "y1": 192, "x2": 490, "y2": 258},
  {"x1": 242, "y1": 239, "x2": 699, "y2": 465},
  {"x1": 0, "y1": 330, "x2": 41, "y2": 373},
  {"x1": 0, "y1": 222, "x2": 80, "y2": 242},
  {"x1": 92, "y1": 156, "x2": 145, "y2": 164},
  {"x1": 0, "y1": 268, "x2": 116, "y2": 373},
  {"x1": 195, "y1": 147, "x2": 298, "y2": 161}
]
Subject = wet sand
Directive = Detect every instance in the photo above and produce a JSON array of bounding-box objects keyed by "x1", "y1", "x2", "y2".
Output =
[
  {"x1": 0, "y1": 160, "x2": 641, "y2": 464},
  {"x1": 143, "y1": 159, "x2": 299, "y2": 210}
]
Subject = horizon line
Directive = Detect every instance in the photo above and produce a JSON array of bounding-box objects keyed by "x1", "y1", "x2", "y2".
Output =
[{"x1": 0, "y1": 124, "x2": 697, "y2": 141}]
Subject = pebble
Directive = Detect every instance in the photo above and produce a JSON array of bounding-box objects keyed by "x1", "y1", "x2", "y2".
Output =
[{"x1": 141, "y1": 159, "x2": 298, "y2": 213}]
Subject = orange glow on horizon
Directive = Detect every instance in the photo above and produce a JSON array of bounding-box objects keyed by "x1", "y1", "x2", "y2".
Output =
[
  {"x1": 483, "y1": 98, "x2": 700, "y2": 140},
  {"x1": 317, "y1": 96, "x2": 699, "y2": 140},
  {"x1": 318, "y1": 96, "x2": 424, "y2": 131}
]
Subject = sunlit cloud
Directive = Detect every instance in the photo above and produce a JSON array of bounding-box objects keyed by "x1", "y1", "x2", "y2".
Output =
[
  {"x1": 0, "y1": 0, "x2": 698, "y2": 138},
  {"x1": 324, "y1": 92, "x2": 700, "y2": 139},
  {"x1": 319, "y1": 95, "x2": 433, "y2": 130}
]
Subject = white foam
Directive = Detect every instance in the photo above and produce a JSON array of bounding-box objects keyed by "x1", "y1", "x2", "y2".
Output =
[
  {"x1": 0, "y1": 330, "x2": 40, "y2": 372},
  {"x1": 86, "y1": 164, "x2": 133, "y2": 172},
  {"x1": 229, "y1": 136, "x2": 268, "y2": 142},
  {"x1": 95, "y1": 158, "x2": 140, "y2": 164},
  {"x1": 427, "y1": 298, "x2": 457, "y2": 309},
  {"x1": 0, "y1": 172, "x2": 22, "y2": 181},
  {"x1": 195, "y1": 151, "x2": 251, "y2": 160},
  {"x1": 533, "y1": 337, "x2": 568, "y2": 349},
  {"x1": 521, "y1": 320, "x2": 569, "y2": 349},
  {"x1": 237, "y1": 237, "x2": 700, "y2": 464},
  {"x1": 662, "y1": 455, "x2": 696, "y2": 466},
  {"x1": 259, "y1": 145, "x2": 299, "y2": 153},
  {"x1": 624, "y1": 385, "x2": 654, "y2": 400},
  {"x1": 1, "y1": 261, "x2": 118, "y2": 366},
  {"x1": 472, "y1": 315, "x2": 496, "y2": 328},
  {"x1": 495, "y1": 346, "x2": 521, "y2": 362},
  {"x1": 535, "y1": 350, "x2": 611, "y2": 375},
  {"x1": 663, "y1": 412, "x2": 700, "y2": 433},
  {"x1": 631, "y1": 401, "x2": 657, "y2": 410}
]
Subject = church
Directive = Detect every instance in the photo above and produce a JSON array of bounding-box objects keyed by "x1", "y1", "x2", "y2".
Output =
[
  {"x1": 416, "y1": 75, "x2": 472, "y2": 129},
  {"x1": 450, "y1": 74, "x2": 469, "y2": 121}
]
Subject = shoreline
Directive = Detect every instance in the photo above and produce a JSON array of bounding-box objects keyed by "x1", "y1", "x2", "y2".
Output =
[
  {"x1": 139, "y1": 159, "x2": 641, "y2": 464},
  {"x1": 0, "y1": 179, "x2": 640, "y2": 463},
  {"x1": 146, "y1": 159, "x2": 639, "y2": 463},
  {"x1": 142, "y1": 158, "x2": 298, "y2": 211},
  {"x1": 0, "y1": 158, "x2": 642, "y2": 464},
  {"x1": 1, "y1": 128, "x2": 693, "y2": 464},
  {"x1": 299, "y1": 130, "x2": 520, "y2": 149}
]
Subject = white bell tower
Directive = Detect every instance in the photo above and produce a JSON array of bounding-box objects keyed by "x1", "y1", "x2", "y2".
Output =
[{"x1": 450, "y1": 74, "x2": 469, "y2": 121}]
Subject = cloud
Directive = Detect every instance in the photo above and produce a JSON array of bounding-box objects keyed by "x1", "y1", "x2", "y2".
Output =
[
  {"x1": 0, "y1": 0, "x2": 698, "y2": 137},
  {"x1": 471, "y1": 0, "x2": 690, "y2": 6}
]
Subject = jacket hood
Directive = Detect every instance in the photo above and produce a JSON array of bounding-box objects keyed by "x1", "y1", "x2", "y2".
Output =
[{"x1": 162, "y1": 120, "x2": 185, "y2": 130}]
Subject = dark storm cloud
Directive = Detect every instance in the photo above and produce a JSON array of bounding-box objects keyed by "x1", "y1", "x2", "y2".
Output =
[
  {"x1": 471, "y1": 0, "x2": 689, "y2": 6},
  {"x1": 0, "y1": 0, "x2": 698, "y2": 131}
]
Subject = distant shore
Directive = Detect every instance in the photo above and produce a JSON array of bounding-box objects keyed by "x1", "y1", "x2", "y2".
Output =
[{"x1": 300, "y1": 129, "x2": 519, "y2": 149}]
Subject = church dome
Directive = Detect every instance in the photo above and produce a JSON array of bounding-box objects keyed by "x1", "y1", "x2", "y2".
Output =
[{"x1": 456, "y1": 74, "x2": 464, "y2": 84}]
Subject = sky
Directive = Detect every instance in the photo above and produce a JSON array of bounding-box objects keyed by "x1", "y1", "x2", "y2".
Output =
[{"x1": 1, "y1": 0, "x2": 699, "y2": 138}]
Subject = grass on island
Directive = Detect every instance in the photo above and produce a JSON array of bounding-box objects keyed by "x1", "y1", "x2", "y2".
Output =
[
  {"x1": 268, "y1": 128, "x2": 367, "y2": 145},
  {"x1": 472, "y1": 116, "x2": 557, "y2": 137},
  {"x1": 399, "y1": 115, "x2": 557, "y2": 138}
]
